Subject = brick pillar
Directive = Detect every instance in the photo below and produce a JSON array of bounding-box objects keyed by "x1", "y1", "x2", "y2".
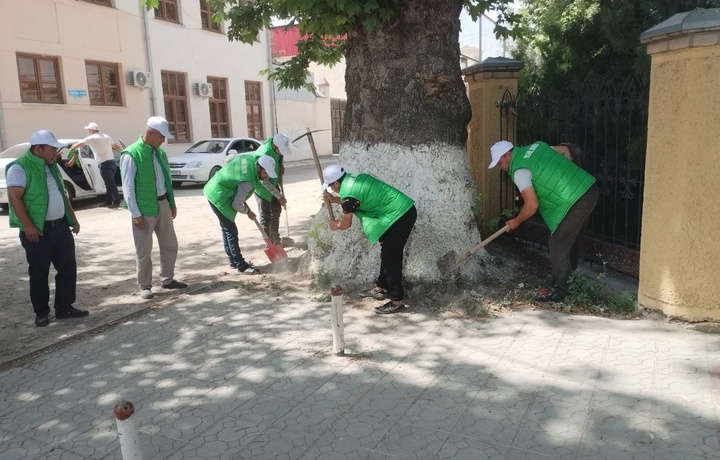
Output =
[
  {"x1": 462, "y1": 57, "x2": 523, "y2": 235},
  {"x1": 639, "y1": 8, "x2": 720, "y2": 320}
]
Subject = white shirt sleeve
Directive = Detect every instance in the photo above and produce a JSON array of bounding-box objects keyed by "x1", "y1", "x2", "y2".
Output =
[
  {"x1": 513, "y1": 168, "x2": 533, "y2": 192},
  {"x1": 120, "y1": 153, "x2": 142, "y2": 218},
  {"x1": 232, "y1": 182, "x2": 255, "y2": 213},
  {"x1": 6, "y1": 164, "x2": 27, "y2": 188}
]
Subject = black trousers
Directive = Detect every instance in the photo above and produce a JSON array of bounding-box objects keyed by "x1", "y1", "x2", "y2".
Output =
[
  {"x1": 548, "y1": 185, "x2": 599, "y2": 293},
  {"x1": 257, "y1": 196, "x2": 282, "y2": 243},
  {"x1": 377, "y1": 206, "x2": 417, "y2": 302},
  {"x1": 19, "y1": 219, "x2": 77, "y2": 317},
  {"x1": 99, "y1": 160, "x2": 121, "y2": 205}
]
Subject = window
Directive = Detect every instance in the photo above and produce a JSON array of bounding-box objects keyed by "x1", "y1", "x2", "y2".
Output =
[
  {"x1": 200, "y1": 0, "x2": 221, "y2": 32},
  {"x1": 79, "y1": 0, "x2": 112, "y2": 6},
  {"x1": 208, "y1": 77, "x2": 230, "y2": 137},
  {"x1": 154, "y1": 0, "x2": 179, "y2": 23},
  {"x1": 245, "y1": 81, "x2": 264, "y2": 140},
  {"x1": 17, "y1": 54, "x2": 63, "y2": 104},
  {"x1": 161, "y1": 71, "x2": 190, "y2": 143},
  {"x1": 85, "y1": 61, "x2": 122, "y2": 106}
]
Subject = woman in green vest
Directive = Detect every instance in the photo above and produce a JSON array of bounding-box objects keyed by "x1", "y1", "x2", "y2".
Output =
[
  {"x1": 488, "y1": 140, "x2": 599, "y2": 302},
  {"x1": 321, "y1": 165, "x2": 417, "y2": 315}
]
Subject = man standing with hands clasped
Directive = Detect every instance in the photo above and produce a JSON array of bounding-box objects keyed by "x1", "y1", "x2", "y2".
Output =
[
  {"x1": 488, "y1": 140, "x2": 599, "y2": 303},
  {"x1": 69, "y1": 122, "x2": 122, "y2": 208},
  {"x1": 120, "y1": 117, "x2": 187, "y2": 300},
  {"x1": 6, "y1": 130, "x2": 89, "y2": 326}
]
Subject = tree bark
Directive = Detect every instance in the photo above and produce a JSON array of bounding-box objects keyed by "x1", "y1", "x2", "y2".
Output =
[{"x1": 308, "y1": 0, "x2": 485, "y2": 289}]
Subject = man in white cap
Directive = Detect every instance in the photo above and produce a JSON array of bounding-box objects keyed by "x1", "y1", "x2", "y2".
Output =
[
  {"x1": 488, "y1": 140, "x2": 599, "y2": 302},
  {"x1": 253, "y1": 133, "x2": 292, "y2": 246},
  {"x1": 69, "y1": 122, "x2": 123, "y2": 208},
  {"x1": 203, "y1": 154, "x2": 280, "y2": 274},
  {"x1": 6, "y1": 130, "x2": 88, "y2": 326},
  {"x1": 120, "y1": 116, "x2": 187, "y2": 300},
  {"x1": 321, "y1": 165, "x2": 417, "y2": 315}
]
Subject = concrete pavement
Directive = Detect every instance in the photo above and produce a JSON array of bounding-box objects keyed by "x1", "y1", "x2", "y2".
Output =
[{"x1": 1, "y1": 281, "x2": 719, "y2": 459}]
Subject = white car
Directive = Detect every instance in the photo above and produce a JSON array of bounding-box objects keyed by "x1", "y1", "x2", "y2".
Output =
[
  {"x1": 0, "y1": 140, "x2": 122, "y2": 212},
  {"x1": 167, "y1": 137, "x2": 262, "y2": 185}
]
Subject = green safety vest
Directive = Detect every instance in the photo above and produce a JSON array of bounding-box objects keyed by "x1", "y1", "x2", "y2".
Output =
[
  {"x1": 121, "y1": 137, "x2": 175, "y2": 216},
  {"x1": 6, "y1": 150, "x2": 75, "y2": 230},
  {"x1": 338, "y1": 173, "x2": 415, "y2": 244},
  {"x1": 253, "y1": 138, "x2": 281, "y2": 202},
  {"x1": 508, "y1": 141, "x2": 596, "y2": 232},
  {"x1": 203, "y1": 154, "x2": 261, "y2": 221}
]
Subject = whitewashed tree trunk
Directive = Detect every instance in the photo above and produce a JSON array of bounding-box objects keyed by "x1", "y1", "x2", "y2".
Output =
[{"x1": 306, "y1": 0, "x2": 487, "y2": 287}]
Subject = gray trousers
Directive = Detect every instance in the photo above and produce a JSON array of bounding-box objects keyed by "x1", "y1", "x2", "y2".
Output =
[
  {"x1": 256, "y1": 195, "x2": 282, "y2": 243},
  {"x1": 548, "y1": 185, "x2": 599, "y2": 292},
  {"x1": 132, "y1": 199, "x2": 178, "y2": 289}
]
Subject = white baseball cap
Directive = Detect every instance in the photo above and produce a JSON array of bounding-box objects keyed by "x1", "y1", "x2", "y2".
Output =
[
  {"x1": 147, "y1": 116, "x2": 174, "y2": 139},
  {"x1": 321, "y1": 164, "x2": 345, "y2": 191},
  {"x1": 488, "y1": 140, "x2": 514, "y2": 169},
  {"x1": 257, "y1": 155, "x2": 278, "y2": 179},
  {"x1": 272, "y1": 133, "x2": 292, "y2": 157},
  {"x1": 84, "y1": 122, "x2": 100, "y2": 131},
  {"x1": 29, "y1": 130, "x2": 65, "y2": 148}
]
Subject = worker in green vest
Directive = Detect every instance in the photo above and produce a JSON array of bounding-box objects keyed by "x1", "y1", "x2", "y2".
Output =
[
  {"x1": 488, "y1": 140, "x2": 599, "y2": 302},
  {"x1": 253, "y1": 133, "x2": 292, "y2": 246},
  {"x1": 6, "y1": 130, "x2": 88, "y2": 327},
  {"x1": 321, "y1": 165, "x2": 417, "y2": 315},
  {"x1": 204, "y1": 154, "x2": 282, "y2": 274}
]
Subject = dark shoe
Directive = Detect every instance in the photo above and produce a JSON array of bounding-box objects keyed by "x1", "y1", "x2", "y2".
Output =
[
  {"x1": 108, "y1": 203, "x2": 120, "y2": 209},
  {"x1": 375, "y1": 301, "x2": 407, "y2": 314},
  {"x1": 162, "y1": 280, "x2": 187, "y2": 289},
  {"x1": 55, "y1": 307, "x2": 89, "y2": 319},
  {"x1": 238, "y1": 263, "x2": 260, "y2": 275},
  {"x1": 35, "y1": 315, "x2": 49, "y2": 327},
  {"x1": 280, "y1": 237, "x2": 295, "y2": 248},
  {"x1": 535, "y1": 288, "x2": 566, "y2": 303},
  {"x1": 360, "y1": 288, "x2": 388, "y2": 300}
]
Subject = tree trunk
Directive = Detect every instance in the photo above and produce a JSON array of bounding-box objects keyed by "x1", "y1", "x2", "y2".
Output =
[{"x1": 308, "y1": 0, "x2": 485, "y2": 288}]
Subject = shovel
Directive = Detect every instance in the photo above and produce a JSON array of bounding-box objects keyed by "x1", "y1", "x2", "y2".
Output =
[
  {"x1": 253, "y1": 217, "x2": 288, "y2": 263},
  {"x1": 437, "y1": 225, "x2": 509, "y2": 277}
]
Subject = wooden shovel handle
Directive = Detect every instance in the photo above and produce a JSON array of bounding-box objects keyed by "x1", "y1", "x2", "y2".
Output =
[{"x1": 454, "y1": 225, "x2": 510, "y2": 269}]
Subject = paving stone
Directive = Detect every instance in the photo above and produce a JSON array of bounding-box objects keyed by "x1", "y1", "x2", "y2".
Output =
[
  {"x1": 373, "y1": 424, "x2": 448, "y2": 458},
  {"x1": 297, "y1": 435, "x2": 372, "y2": 459},
  {"x1": 235, "y1": 426, "x2": 319, "y2": 459},
  {"x1": 435, "y1": 433, "x2": 510, "y2": 459}
]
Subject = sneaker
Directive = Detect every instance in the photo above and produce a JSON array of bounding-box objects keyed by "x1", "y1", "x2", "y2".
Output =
[
  {"x1": 360, "y1": 287, "x2": 388, "y2": 300},
  {"x1": 238, "y1": 263, "x2": 259, "y2": 275},
  {"x1": 55, "y1": 307, "x2": 89, "y2": 319},
  {"x1": 375, "y1": 301, "x2": 407, "y2": 315},
  {"x1": 140, "y1": 288, "x2": 154, "y2": 299},
  {"x1": 108, "y1": 203, "x2": 120, "y2": 209},
  {"x1": 535, "y1": 288, "x2": 566, "y2": 303},
  {"x1": 35, "y1": 315, "x2": 49, "y2": 327},
  {"x1": 162, "y1": 280, "x2": 188, "y2": 289}
]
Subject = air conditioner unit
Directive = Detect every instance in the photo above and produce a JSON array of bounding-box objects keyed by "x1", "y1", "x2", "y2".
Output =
[
  {"x1": 128, "y1": 71, "x2": 151, "y2": 89},
  {"x1": 194, "y1": 82, "x2": 213, "y2": 98}
]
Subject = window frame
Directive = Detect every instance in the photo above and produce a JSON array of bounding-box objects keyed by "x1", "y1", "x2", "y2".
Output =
[
  {"x1": 16, "y1": 53, "x2": 64, "y2": 104},
  {"x1": 154, "y1": 0, "x2": 179, "y2": 23},
  {"x1": 85, "y1": 60, "x2": 123, "y2": 107},
  {"x1": 208, "y1": 76, "x2": 230, "y2": 138},
  {"x1": 161, "y1": 70, "x2": 191, "y2": 144},
  {"x1": 199, "y1": 0, "x2": 222, "y2": 33},
  {"x1": 244, "y1": 80, "x2": 264, "y2": 141}
]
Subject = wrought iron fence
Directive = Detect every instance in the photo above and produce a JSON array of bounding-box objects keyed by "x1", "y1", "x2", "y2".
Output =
[{"x1": 503, "y1": 76, "x2": 649, "y2": 277}]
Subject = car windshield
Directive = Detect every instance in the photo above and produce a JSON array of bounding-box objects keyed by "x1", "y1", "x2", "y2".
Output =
[{"x1": 185, "y1": 140, "x2": 229, "y2": 154}]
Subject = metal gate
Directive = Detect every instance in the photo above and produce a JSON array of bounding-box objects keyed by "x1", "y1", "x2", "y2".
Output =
[{"x1": 501, "y1": 76, "x2": 648, "y2": 278}]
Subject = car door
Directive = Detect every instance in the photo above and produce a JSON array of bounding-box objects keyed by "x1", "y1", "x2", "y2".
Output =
[{"x1": 78, "y1": 146, "x2": 103, "y2": 193}]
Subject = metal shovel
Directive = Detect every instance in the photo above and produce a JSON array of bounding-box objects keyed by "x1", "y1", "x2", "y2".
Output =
[
  {"x1": 253, "y1": 218, "x2": 288, "y2": 263},
  {"x1": 437, "y1": 225, "x2": 509, "y2": 277}
]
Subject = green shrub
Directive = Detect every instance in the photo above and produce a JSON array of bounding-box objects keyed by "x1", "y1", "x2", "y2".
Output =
[
  {"x1": 566, "y1": 270, "x2": 637, "y2": 313},
  {"x1": 607, "y1": 291, "x2": 637, "y2": 313}
]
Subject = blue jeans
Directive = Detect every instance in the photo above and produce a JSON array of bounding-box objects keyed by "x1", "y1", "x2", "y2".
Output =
[
  {"x1": 209, "y1": 201, "x2": 247, "y2": 268},
  {"x1": 99, "y1": 160, "x2": 120, "y2": 205},
  {"x1": 19, "y1": 219, "x2": 77, "y2": 316}
]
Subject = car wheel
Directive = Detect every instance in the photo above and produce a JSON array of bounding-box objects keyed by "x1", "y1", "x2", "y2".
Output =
[
  {"x1": 172, "y1": 181, "x2": 183, "y2": 188},
  {"x1": 64, "y1": 181, "x2": 76, "y2": 203},
  {"x1": 208, "y1": 167, "x2": 221, "y2": 181}
]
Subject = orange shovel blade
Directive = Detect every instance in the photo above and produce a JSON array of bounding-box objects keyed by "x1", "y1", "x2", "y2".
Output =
[{"x1": 264, "y1": 239, "x2": 287, "y2": 263}]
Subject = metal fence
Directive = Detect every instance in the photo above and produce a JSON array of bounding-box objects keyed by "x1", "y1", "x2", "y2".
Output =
[{"x1": 501, "y1": 76, "x2": 649, "y2": 277}]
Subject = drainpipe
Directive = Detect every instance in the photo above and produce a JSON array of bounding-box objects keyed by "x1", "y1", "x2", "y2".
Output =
[
  {"x1": 0, "y1": 85, "x2": 6, "y2": 150},
  {"x1": 141, "y1": 6, "x2": 158, "y2": 115},
  {"x1": 266, "y1": 28, "x2": 277, "y2": 135}
]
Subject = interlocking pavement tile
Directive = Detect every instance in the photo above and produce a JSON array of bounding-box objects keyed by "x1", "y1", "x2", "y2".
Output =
[
  {"x1": 579, "y1": 441, "x2": 650, "y2": 460},
  {"x1": 435, "y1": 433, "x2": 509, "y2": 459},
  {"x1": 298, "y1": 435, "x2": 372, "y2": 460},
  {"x1": 152, "y1": 405, "x2": 227, "y2": 442},
  {"x1": 302, "y1": 371, "x2": 377, "y2": 411},
  {"x1": 165, "y1": 441, "x2": 239, "y2": 460},
  {"x1": 133, "y1": 432, "x2": 190, "y2": 460},
  {"x1": 1, "y1": 432, "x2": 87, "y2": 460},
  {"x1": 373, "y1": 424, "x2": 448, "y2": 459},
  {"x1": 271, "y1": 400, "x2": 346, "y2": 437},
  {"x1": 651, "y1": 448, "x2": 720, "y2": 460},
  {"x1": 260, "y1": 370, "x2": 330, "y2": 402},
  {"x1": 226, "y1": 393, "x2": 297, "y2": 426},
  {"x1": 0, "y1": 398, "x2": 74, "y2": 435},
  {"x1": 323, "y1": 411, "x2": 396, "y2": 451},
  {"x1": 57, "y1": 417, "x2": 121, "y2": 459},
  {"x1": 395, "y1": 394, "x2": 467, "y2": 432},
  {"x1": 650, "y1": 416, "x2": 720, "y2": 458},
  {"x1": 348, "y1": 374, "x2": 430, "y2": 421},
  {"x1": 185, "y1": 416, "x2": 265, "y2": 454},
  {"x1": 451, "y1": 394, "x2": 530, "y2": 446},
  {"x1": 416, "y1": 377, "x2": 482, "y2": 409},
  {"x1": 234, "y1": 426, "x2": 319, "y2": 459}
]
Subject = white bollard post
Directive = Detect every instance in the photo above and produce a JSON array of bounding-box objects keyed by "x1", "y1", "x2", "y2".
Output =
[
  {"x1": 114, "y1": 401, "x2": 142, "y2": 460},
  {"x1": 330, "y1": 285, "x2": 345, "y2": 356}
]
